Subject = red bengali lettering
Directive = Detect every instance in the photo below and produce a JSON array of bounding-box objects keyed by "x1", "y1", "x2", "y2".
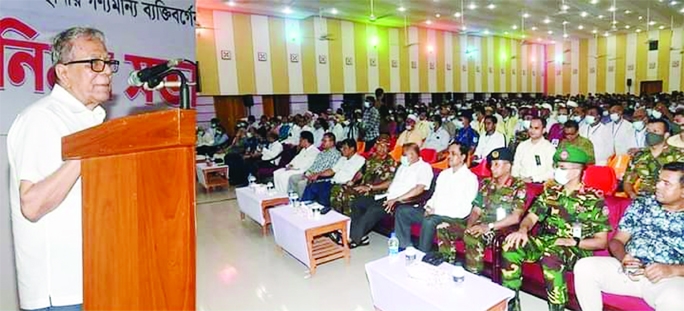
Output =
[
  {"x1": 1, "y1": 17, "x2": 52, "y2": 93},
  {"x1": 124, "y1": 54, "x2": 196, "y2": 107}
]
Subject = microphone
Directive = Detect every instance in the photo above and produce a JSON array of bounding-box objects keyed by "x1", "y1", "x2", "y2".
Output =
[
  {"x1": 142, "y1": 80, "x2": 182, "y2": 91},
  {"x1": 127, "y1": 58, "x2": 183, "y2": 87}
]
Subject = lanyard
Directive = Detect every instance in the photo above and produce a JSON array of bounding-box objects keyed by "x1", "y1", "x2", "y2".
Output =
[{"x1": 612, "y1": 121, "x2": 623, "y2": 138}]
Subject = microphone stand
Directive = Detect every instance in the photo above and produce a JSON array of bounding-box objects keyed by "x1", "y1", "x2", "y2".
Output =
[{"x1": 147, "y1": 69, "x2": 191, "y2": 110}]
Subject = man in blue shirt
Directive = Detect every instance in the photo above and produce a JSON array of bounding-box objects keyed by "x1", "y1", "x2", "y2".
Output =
[
  {"x1": 574, "y1": 161, "x2": 684, "y2": 311},
  {"x1": 453, "y1": 112, "x2": 479, "y2": 156}
]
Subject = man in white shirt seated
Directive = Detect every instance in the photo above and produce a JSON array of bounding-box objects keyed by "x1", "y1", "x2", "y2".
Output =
[
  {"x1": 348, "y1": 143, "x2": 433, "y2": 248},
  {"x1": 609, "y1": 103, "x2": 637, "y2": 156},
  {"x1": 474, "y1": 115, "x2": 507, "y2": 163},
  {"x1": 512, "y1": 117, "x2": 556, "y2": 183},
  {"x1": 632, "y1": 108, "x2": 648, "y2": 149},
  {"x1": 273, "y1": 131, "x2": 319, "y2": 193},
  {"x1": 395, "y1": 142, "x2": 478, "y2": 252},
  {"x1": 196, "y1": 126, "x2": 214, "y2": 147},
  {"x1": 580, "y1": 106, "x2": 615, "y2": 165},
  {"x1": 422, "y1": 115, "x2": 451, "y2": 154},
  {"x1": 301, "y1": 139, "x2": 366, "y2": 207}
]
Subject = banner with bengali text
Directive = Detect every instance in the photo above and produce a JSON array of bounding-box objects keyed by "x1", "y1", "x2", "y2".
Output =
[{"x1": 0, "y1": 0, "x2": 197, "y2": 134}]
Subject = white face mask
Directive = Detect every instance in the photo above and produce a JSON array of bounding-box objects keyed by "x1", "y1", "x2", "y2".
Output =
[
  {"x1": 554, "y1": 168, "x2": 572, "y2": 185},
  {"x1": 400, "y1": 156, "x2": 410, "y2": 166},
  {"x1": 610, "y1": 113, "x2": 621, "y2": 122},
  {"x1": 557, "y1": 115, "x2": 568, "y2": 124},
  {"x1": 364, "y1": 101, "x2": 371, "y2": 108},
  {"x1": 571, "y1": 116, "x2": 582, "y2": 123},
  {"x1": 454, "y1": 120, "x2": 464, "y2": 129},
  {"x1": 584, "y1": 115, "x2": 596, "y2": 125},
  {"x1": 633, "y1": 120, "x2": 645, "y2": 131},
  {"x1": 651, "y1": 110, "x2": 663, "y2": 119},
  {"x1": 602, "y1": 111, "x2": 610, "y2": 116},
  {"x1": 523, "y1": 120, "x2": 532, "y2": 130},
  {"x1": 406, "y1": 125, "x2": 413, "y2": 131}
]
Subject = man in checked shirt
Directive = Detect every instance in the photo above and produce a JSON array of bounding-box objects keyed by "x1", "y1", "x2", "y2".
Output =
[{"x1": 361, "y1": 88, "x2": 383, "y2": 152}]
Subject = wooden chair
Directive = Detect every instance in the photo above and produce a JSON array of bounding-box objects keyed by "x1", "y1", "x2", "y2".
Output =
[{"x1": 389, "y1": 145, "x2": 403, "y2": 162}]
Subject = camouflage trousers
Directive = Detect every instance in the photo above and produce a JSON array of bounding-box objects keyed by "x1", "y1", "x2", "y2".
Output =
[
  {"x1": 436, "y1": 224, "x2": 502, "y2": 274},
  {"x1": 501, "y1": 236, "x2": 591, "y2": 306},
  {"x1": 330, "y1": 184, "x2": 357, "y2": 215}
]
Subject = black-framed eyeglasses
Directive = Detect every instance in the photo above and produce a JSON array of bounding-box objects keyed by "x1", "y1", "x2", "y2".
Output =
[{"x1": 62, "y1": 59, "x2": 120, "y2": 73}]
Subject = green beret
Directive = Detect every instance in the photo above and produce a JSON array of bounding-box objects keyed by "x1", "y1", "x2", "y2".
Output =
[{"x1": 553, "y1": 145, "x2": 590, "y2": 164}]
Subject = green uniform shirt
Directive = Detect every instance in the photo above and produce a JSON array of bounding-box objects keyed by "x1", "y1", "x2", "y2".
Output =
[
  {"x1": 474, "y1": 177, "x2": 527, "y2": 224},
  {"x1": 558, "y1": 137, "x2": 595, "y2": 165},
  {"x1": 530, "y1": 184, "x2": 611, "y2": 241},
  {"x1": 624, "y1": 147, "x2": 684, "y2": 195}
]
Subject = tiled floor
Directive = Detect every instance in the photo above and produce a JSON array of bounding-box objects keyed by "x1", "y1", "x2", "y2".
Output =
[{"x1": 196, "y1": 187, "x2": 564, "y2": 311}]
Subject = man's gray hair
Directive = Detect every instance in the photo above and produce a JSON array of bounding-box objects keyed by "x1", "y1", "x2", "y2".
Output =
[{"x1": 51, "y1": 27, "x2": 106, "y2": 64}]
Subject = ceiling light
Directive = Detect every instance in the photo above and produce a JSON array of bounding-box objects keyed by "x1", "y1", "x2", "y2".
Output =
[
  {"x1": 608, "y1": 6, "x2": 616, "y2": 12},
  {"x1": 660, "y1": 25, "x2": 666, "y2": 29},
  {"x1": 484, "y1": 29, "x2": 490, "y2": 35},
  {"x1": 282, "y1": 6, "x2": 292, "y2": 14},
  {"x1": 591, "y1": 0, "x2": 599, "y2": 4},
  {"x1": 523, "y1": 13, "x2": 530, "y2": 18},
  {"x1": 681, "y1": 7, "x2": 684, "y2": 12},
  {"x1": 532, "y1": 26, "x2": 538, "y2": 30},
  {"x1": 226, "y1": 0, "x2": 236, "y2": 6},
  {"x1": 397, "y1": 6, "x2": 406, "y2": 12},
  {"x1": 592, "y1": 29, "x2": 598, "y2": 34},
  {"x1": 330, "y1": 8, "x2": 338, "y2": 15},
  {"x1": 512, "y1": 25, "x2": 518, "y2": 29},
  {"x1": 625, "y1": 25, "x2": 630, "y2": 29},
  {"x1": 604, "y1": 32, "x2": 610, "y2": 37},
  {"x1": 461, "y1": 25, "x2": 467, "y2": 30},
  {"x1": 624, "y1": 10, "x2": 631, "y2": 14},
  {"x1": 671, "y1": 1, "x2": 679, "y2": 5},
  {"x1": 454, "y1": 12, "x2": 462, "y2": 17},
  {"x1": 487, "y1": 3, "x2": 496, "y2": 9},
  {"x1": 580, "y1": 11, "x2": 588, "y2": 17},
  {"x1": 435, "y1": 13, "x2": 441, "y2": 17},
  {"x1": 649, "y1": 21, "x2": 657, "y2": 25},
  {"x1": 562, "y1": 4, "x2": 570, "y2": 10},
  {"x1": 426, "y1": 20, "x2": 432, "y2": 25},
  {"x1": 638, "y1": 16, "x2": 643, "y2": 20},
  {"x1": 468, "y1": 2, "x2": 477, "y2": 10},
  {"x1": 551, "y1": 40, "x2": 556, "y2": 44},
  {"x1": 578, "y1": 24, "x2": 584, "y2": 29},
  {"x1": 636, "y1": 28, "x2": 642, "y2": 32},
  {"x1": 548, "y1": 30, "x2": 554, "y2": 34},
  {"x1": 598, "y1": 14, "x2": 604, "y2": 19},
  {"x1": 504, "y1": 31, "x2": 509, "y2": 34},
  {"x1": 562, "y1": 21, "x2": 569, "y2": 25},
  {"x1": 563, "y1": 33, "x2": 569, "y2": 38},
  {"x1": 543, "y1": 17, "x2": 551, "y2": 24},
  {"x1": 612, "y1": 20, "x2": 618, "y2": 24}
]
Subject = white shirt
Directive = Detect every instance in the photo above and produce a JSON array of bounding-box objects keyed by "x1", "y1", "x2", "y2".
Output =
[
  {"x1": 474, "y1": 131, "x2": 506, "y2": 160},
  {"x1": 312, "y1": 128, "x2": 325, "y2": 147},
  {"x1": 427, "y1": 165, "x2": 479, "y2": 219},
  {"x1": 512, "y1": 138, "x2": 556, "y2": 183},
  {"x1": 611, "y1": 119, "x2": 637, "y2": 155},
  {"x1": 331, "y1": 153, "x2": 366, "y2": 184},
  {"x1": 386, "y1": 159, "x2": 434, "y2": 200},
  {"x1": 422, "y1": 127, "x2": 451, "y2": 152},
  {"x1": 331, "y1": 123, "x2": 345, "y2": 143},
  {"x1": 7, "y1": 85, "x2": 106, "y2": 309},
  {"x1": 261, "y1": 141, "x2": 284, "y2": 165},
  {"x1": 288, "y1": 145, "x2": 320, "y2": 171},
  {"x1": 285, "y1": 124, "x2": 301, "y2": 145},
  {"x1": 635, "y1": 128, "x2": 647, "y2": 149},
  {"x1": 580, "y1": 122, "x2": 615, "y2": 165}
]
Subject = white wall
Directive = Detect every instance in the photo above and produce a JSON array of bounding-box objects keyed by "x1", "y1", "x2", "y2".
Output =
[{"x1": 0, "y1": 135, "x2": 19, "y2": 310}]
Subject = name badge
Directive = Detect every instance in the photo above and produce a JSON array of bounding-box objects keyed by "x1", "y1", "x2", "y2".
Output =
[
  {"x1": 496, "y1": 207, "x2": 506, "y2": 221},
  {"x1": 551, "y1": 139, "x2": 559, "y2": 147},
  {"x1": 534, "y1": 155, "x2": 541, "y2": 166},
  {"x1": 572, "y1": 222, "x2": 582, "y2": 238}
]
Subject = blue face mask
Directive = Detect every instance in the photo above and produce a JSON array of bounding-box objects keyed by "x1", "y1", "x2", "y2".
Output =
[{"x1": 400, "y1": 156, "x2": 410, "y2": 166}]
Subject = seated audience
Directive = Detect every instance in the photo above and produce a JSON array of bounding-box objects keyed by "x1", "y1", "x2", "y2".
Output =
[
  {"x1": 289, "y1": 133, "x2": 341, "y2": 196},
  {"x1": 512, "y1": 117, "x2": 556, "y2": 183},
  {"x1": 396, "y1": 114, "x2": 425, "y2": 147},
  {"x1": 474, "y1": 115, "x2": 506, "y2": 163},
  {"x1": 246, "y1": 132, "x2": 283, "y2": 177},
  {"x1": 558, "y1": 120, "x2": 595, "y2": 164},
  {"x1": 610, "y1": 103, "x2": 638, "y2": 156},
  {"x1": 632, "y1": 108, "x2": 649, "y2": 149},
  {"x1": 422, "y1": 115, "x2": 451, "y2": 153},
  {"x1": 547, "y1": 105, "x2": 569, "y2": 146},
  {"x1": 273, "y1": 131, "x2": 319, "y2": 193},
  {"x1": 196, "y1": 126, "x2": 213, "y2": 147},
  {"x1": 395, "y1": 142, "x2": 477, "y2": 252},
  {"x1": 574, "y1": 162, "x2": 684, "y2": 311},
  {"x1": 580, "y1": 106, "x2": 614, "y2": 165},
  {"x1": 453, "y1": 112, "x2": 479, "y2": 155}
]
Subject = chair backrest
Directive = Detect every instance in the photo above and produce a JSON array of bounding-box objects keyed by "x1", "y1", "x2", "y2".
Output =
[
  {"x1": 470, "y1": 159, "x2": 492, "y2": 178},
  {"x1": 607, "y1": 154, "x2": 631, "y2": 180},
  {"x1": 356, "y1": 141, "x2": 366, "y2": 153},
  {"x1": 279, "y1": 145, "x2": 298, "y2": 167},
  {"x1": 431, "y1": 158, "x2": 449, "y2": 171},
  {"x1": 420, "y1": 148, "x2": 438, "y2": 163},
  {"x1": 582, "y1": 165, "x2": 618, "y2": 195},
  {"x1": 389, "y1": 145, "x2": 403, "y2": 162}
]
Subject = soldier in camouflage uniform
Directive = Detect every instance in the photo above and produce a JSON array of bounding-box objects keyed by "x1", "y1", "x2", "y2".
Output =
[
  {"x1": 436, "y1": 147, "x2": 527, "y2": 274},
  {"x1": 624, "y1": 118, "x2": 684, "y2": 199},
  {"x1": 502, "y1": 145, "x2": 611, "y2": 311},
  {"x1": 330, "y1": 136, "x2": 396, "y2": 215}
]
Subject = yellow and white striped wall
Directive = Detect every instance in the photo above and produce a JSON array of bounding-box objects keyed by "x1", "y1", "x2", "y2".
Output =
[
  {"x1": 197, "y1": 9, "x2": 546, "y2": 96},
  {"x1": 547, "y1": 28, "x2": 684, "y2": 95}
]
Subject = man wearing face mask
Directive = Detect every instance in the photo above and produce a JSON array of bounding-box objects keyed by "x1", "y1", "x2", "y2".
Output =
[
  {"x1": 395, "y1": 142, "x2": 477, "y2": 252},
  {"x1": 580, "y1": 106, "x2": 614, "y2": 165},
  {"x1": 512, "y1": 117, "x2": 556, "y2": 183},
  {"x1": 609, "y1": 103, "x2": 638, "y2": 156},
  {"x1": 422, "y1": 115, "x2": 451, "y2": 154},
  {"x1": 437, "y1": 147, "x2": 526, "y2": 273},
  {"x1": 631, "y1": 108, "x2": 649, "y2": 149},
  {"x1": 361, "y1": 96, "x2": 381, "y2": 152},
  {"x1": 666, "y1": 109, "x2": 684, "y2": 149},
  {"x1": 348, "y1": 143, "x2": 433, "y2": 248},
  {"x1": 440, "y1": 104, "x2": 457, "y2": 137},
  {"x1": 558, "y1": 120, "x2": 595, "y2": 165},
  {"x1": 500, "y1": 106, "x2": 519, "y2": 145},
  {"x1": 453, "y1": 113, "x2": 479, "y2": 154},
  {"x1": 502, "y1": 145, "x2": 611, "y2": 311},
  {"x1": 547, "y1": 106, "x2": 569, "y2": 147},
  {"x1": 623, "y1": 119, "x2": 684, "y2": 199},
  {"x1": 415, "y1": 110, "x2": 431, "y2": 139},
  {"x1": 396, "y1": 115, "x2": 425, "y2": 147}
]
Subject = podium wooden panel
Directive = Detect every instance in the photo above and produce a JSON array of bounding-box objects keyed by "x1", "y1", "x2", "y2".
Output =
[{"x1": 62, "y1": 109, "x2": 196, "y2": 310}]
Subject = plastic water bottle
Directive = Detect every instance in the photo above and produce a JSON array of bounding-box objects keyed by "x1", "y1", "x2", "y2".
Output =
[
  {"x1": 388, "y1": 232, "x2": 399, "y2": 258},
  {"x1": 248, "y1": 173, "x2": 256, "y2": 186}
]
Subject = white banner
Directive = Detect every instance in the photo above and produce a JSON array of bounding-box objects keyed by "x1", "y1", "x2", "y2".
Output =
[{"x1": 0, "y1": 0, "x2": 198, "y2": 135}]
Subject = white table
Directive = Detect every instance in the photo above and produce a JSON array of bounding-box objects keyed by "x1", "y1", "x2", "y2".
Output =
[
  {"x1": 269, "y1": 205, "x2": 351, "y2": 275},
  {"x1": 196, "y1": 162, "x2": 228, "y2": 192},
  {"x1": 365, "y1": 251, "x2": 513, "y2": 311},
  {"x1": 235, "y1": 187, "x2": 289, "y2": 236}
]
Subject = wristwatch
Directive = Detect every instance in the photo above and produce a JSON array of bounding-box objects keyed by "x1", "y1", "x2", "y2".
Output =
[
  {"x1": 487, "y1": 223, "x2": 495, "y2": 231},
  {"x1": 573, "y1": 237, "x2": 581, "y2": 246}
]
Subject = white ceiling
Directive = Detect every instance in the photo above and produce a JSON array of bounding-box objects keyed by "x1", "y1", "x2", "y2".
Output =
[{"x1": 197, "y1": 0, "x2": 684, "y2": 41}]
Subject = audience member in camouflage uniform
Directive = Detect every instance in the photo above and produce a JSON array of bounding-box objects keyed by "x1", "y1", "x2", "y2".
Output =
[
  {"x1": 624, "y1": 118, "x2": 684, "y2": 199},
  {"x1": 330, "y1": 136, "x2": 396, "y2": 215},
  {"x1": 502, "y1": 145, "x2": 611, "y2": 311}
]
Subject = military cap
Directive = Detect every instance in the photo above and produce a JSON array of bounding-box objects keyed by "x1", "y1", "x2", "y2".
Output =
[
  {"x1": 553, "y1": 145, "x2": 590, "y2": 164},
  {"x1": 487, "y1": 147, "x2": 514, "y2": 163}
]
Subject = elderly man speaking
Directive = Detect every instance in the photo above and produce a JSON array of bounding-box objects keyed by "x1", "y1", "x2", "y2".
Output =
[{"x1": 7, "y1": 27, "x2": 118, "y2": 311}]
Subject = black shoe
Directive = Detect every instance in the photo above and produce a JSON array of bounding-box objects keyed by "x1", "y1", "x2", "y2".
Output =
[
  {"x1": 327, "y1": 231, "x2": 342, "y2": 244},
  {"x1": 349, "y1": 236, "x2": 370, "y2": 249}
]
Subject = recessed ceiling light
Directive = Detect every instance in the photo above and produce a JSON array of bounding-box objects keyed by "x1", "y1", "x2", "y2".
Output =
[
  {"x1": 561, "y1": 4, "x2": 570, "y2": 10},
  {"x1": 591, "y1": 0, "x2": 599, "y2": 4},
  {"x1": 532, "y1": 26, "x2": 538, "y2": 30},
  {"x1": 504, "y1": 31, "x2": 509, "y2": 34},
  {"x1": 454, "y1": 12, "x2": 462, "y2": 17},
  {"x1": 523, "y1": 13, "x2": 530, "y2": 18},
  {"x1": 537, "y1": 37, "x2": 542, "y2": 41},
  {"x1": 649, "y1": 20, "x2": 657, "y2": 25},
  {"x1": 435, "y1": 13, "x2": 441, "y2": 17},
  {"x1": 660, "y1": 25, "x2": 666, "y2": 29},
  {"x1": 226, "y1": 0, "x2": 236, "y2": 6},
  {"x1": 604, "y1": 32, "x2": 610, "y2": 37},
  {"x1": 330, "y1": 8, "x2": 338, "y2": 15},
  {"x1": 638, "y1": 16, "x2": 643, "y2": 20},
  {"x1": 551, "y1": 40, "x2": 556, "y2": 44},
  {"x1": 512, "y1": 24, "x2": 518, "y2": 29},
  {"x1": 578, "y1": 25, "x2": 584, "y2": 29},
  {"x1": 608, "y1": 6, "x2": 616, "y2": 12},
  {"x1": 612, "y1": 20, "x2": 618, "y2": 24},
  {"x1": 487, "y1": 3, "x2": 496, "y2": 9},
  {"x1": 484, "y1": 29, "x2": 490, "y2": 34},
  {"x1": 397, "y1": 6, "x2": 406, "y2": 12},
  {"x1": 624, "y1": 25, "x2": 631, "y2": 29},
  {"x1": 624, "y1": 10, "x2": 631, "y2": 14},
  {"x1": 426, "y1": 20, "x2": 432, "y2": 25},
  {"x1": 282, "y1": 6, "x2": 292, "y2": 14},
  {"x1": 468, "y1": 2, "x2": 477, "y2": 10},
  {"x1": 562, "y1": 21, "x2": 569, "y2": 25},
  {"x1": 580, "y1": 11, "x2": 588, "y2": 17},
  {"x1": 548, "y1": 30, "x2": 553, "y2": 34},
  {"x1": 671, "y1": 1, "x2": 678, "y2": 5},
  {"x1": 592, "y1": 29, "x2": 598, "y2": 34},
  {"x1": 598, "y1": 14, "x2": 604, "y2": 19},
  {"x1": 543, "y1": 17, "x2": 551, "y2": 24},
  {"x1": 636, "y1": 28, "x2": 642, "y2": 32}
]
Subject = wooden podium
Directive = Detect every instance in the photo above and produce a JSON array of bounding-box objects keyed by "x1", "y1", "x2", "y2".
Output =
[{"x1": 62, "y1": 109, "x2": 196, "y2": 310}]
